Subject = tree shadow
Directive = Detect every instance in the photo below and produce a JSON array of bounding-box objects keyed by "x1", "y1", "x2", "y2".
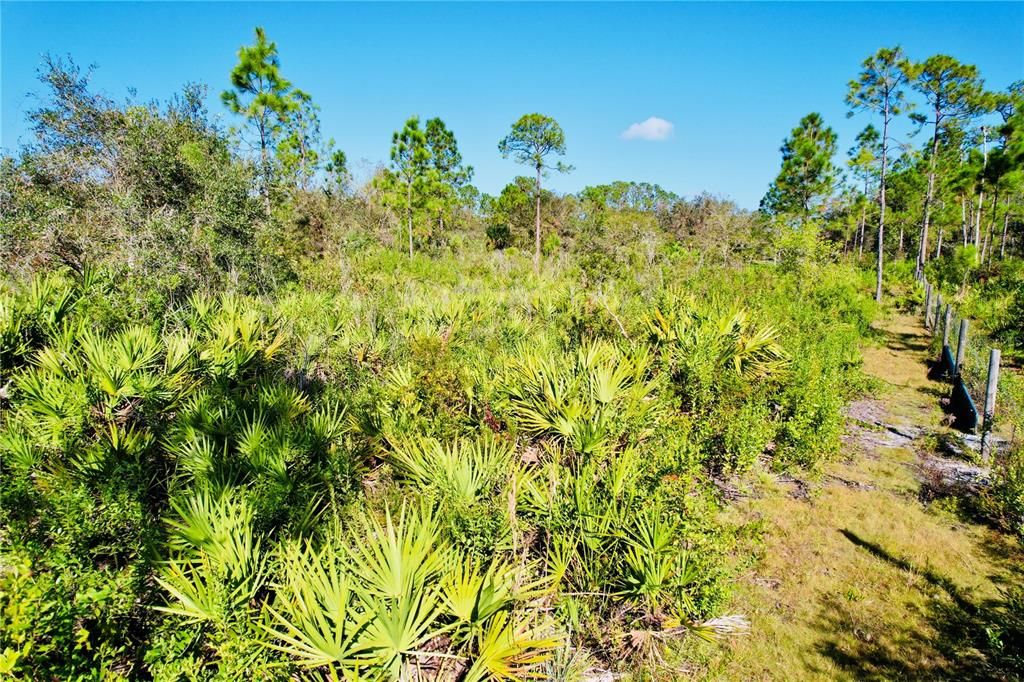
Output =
[
  {"x1": 839, "y1": 529, "x2": 977, "y2": 613},
  {"x1": 807, "y1": 528, "x2": 1020, "y2": 681},
  {"x1": 973, "y1": 529, "x2": 1024, "y2": 586},
  {"x1": 918, "y1": 383, "x2": 951, "y2": 401},
  {"x1": 881, "y1": 329, "x2": 932, "y2": 354},
  {"x1": 877, "y1": 325, "x2": 973, "y2": 432},
  {"x1": 925, "y1": 359, "x2": 950, "y2": 383}
]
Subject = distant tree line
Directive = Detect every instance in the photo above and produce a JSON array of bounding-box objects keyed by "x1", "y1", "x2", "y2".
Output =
[
  {"x1": 5, "y1": 31, "x2": 1022, "y2": 306},
  {"x1": 760, "y1": 46, "x2": 1023, "y2": 301}
]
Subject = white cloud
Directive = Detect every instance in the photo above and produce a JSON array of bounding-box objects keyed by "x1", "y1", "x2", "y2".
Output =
[{"x1": 621, "y1": 116, "x2": 675, "y2": 141}]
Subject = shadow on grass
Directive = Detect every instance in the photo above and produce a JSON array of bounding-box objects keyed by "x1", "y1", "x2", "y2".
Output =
[
  {"x1": 807, "y1": 528, "x2": 1022, "y2": 681},
  {"x1": 882, "y1": 329, "x2": 932, "y2": 354},
  {"x1": 839, "y1": 529, "x2": 977, "y2": 613},
  {"x1": 974, "y1": 529, "x2": 1024, "y2": 585}
]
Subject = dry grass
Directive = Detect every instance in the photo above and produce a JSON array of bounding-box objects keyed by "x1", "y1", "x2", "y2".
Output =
[{"x1": 683, "y1": 314, "x2": 1024, "y2": 681}]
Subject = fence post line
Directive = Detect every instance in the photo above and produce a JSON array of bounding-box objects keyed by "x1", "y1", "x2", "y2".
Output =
[
  {"x1": 982, "y1": 348, "x2": 1002, "y2": 463},
  {"x1": 934, "y1": 295, "x2": 943, "y2": 335},
  {"x1": 924, "y1": 282, "x2": 933, "y2": 328},
  {"x1": 955, "y1": 318, "x2": 969, "y2": 376},
  {"x1": 941, "y1": 305, "x2": 952, "y2": 348}
]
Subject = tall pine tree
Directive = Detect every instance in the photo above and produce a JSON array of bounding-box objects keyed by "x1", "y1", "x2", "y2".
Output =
[{"x1": 760, "y1": 112, "x2": 838, "y2": 219}]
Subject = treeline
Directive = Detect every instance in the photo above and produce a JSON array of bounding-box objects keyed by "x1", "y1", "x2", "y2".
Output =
[
  {"x1": 5, "y1": 34, "x2": 1023, "y2": 312},
  {"x1": 2, "y1": 28, "x2": 773, "y2": 315},
  {"x1": 759, "y1": 47, "x2": 1024, "y2": 301}
]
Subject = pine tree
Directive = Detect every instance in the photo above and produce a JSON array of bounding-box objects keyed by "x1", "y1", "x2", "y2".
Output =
[
  {"x1": 760, "y1": 112, "x2": 838, "y2": 219},
  {"x1": 847, "y1": 125, "x2": 881, "y2": 259},
  {"x1": 390, "y1": 116, "x2": 430, "y2": 257},
  {"x1": 424, "y1": 118, "x2": 473, "y2": 237},
  {"x1": 221, "y1": 27, "x2": 295, "y2": 207},
  {"x1": 907, "y1": 55, "x2": 985, "y2": 275},
  {"x1": 498, "y1": 114, "x2": 570, "y2": 269},
  {"x1": 847, "y1": 46, "x2": 912, "y2": 302}
]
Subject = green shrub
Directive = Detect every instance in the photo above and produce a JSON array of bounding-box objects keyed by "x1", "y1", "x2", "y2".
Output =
[
  {"x1": 983, "y1": 447, "x2": 1024, "y2": 539},
  {"x1": 486, "y1": 223, "x2": 513, "y2": 249}
]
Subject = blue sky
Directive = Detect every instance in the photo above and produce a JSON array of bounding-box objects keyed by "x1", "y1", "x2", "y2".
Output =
[{"x1": 2, "y1": 2, "x2": 1022, "y2": 208}]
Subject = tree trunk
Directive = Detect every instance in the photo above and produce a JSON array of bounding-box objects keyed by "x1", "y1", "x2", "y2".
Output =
[
  {"x1": 858, "y1": 178, "x2": 868, "y2": 260},
  {"x1": 534, "y1": 164, "x2": 542, "y2": 271},
  {"x1": 858, "y1": 203, "x2": 866, "y2": 260},
  {"x1": 974, "y1": 127, "x2": 988, "y2": 260},
  {"x1": 407, "y1": 180, "x2": 414, "y2": 258},
  {"x1": 298, "y1": 121, "x2": 310, "y2": 191},
  {"x1": 876, "y1": 104, "x2": 889, "y2": 303},
  {"x1": 935, "y1": 225, "x2": 943, "y2": 259},
  {"x1": 917, "y1": 111, "x2": 940, "y2": 278},
  {"x1": 975, "y1": 190, "x2": 984, "y2": 252},
  {"x1": 961, "y1": 196, "x2": 968, "y2": 246},
  {"x1": 259, "y1": 120, "x2": 272, "y2": 215},
  {"x1": 985, "y1": 190, "x2": 998, "y2": 265},
  {"x1": 1000, "y1": 207, "x2": 1010, "y2": 260}
]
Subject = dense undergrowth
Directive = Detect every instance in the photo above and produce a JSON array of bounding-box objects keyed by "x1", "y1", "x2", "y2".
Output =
[{"x1": 0, "y1": 248, "x2": 876, "y2": 678}]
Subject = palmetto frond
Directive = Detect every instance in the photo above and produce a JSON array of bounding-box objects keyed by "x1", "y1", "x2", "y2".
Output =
[
  {"x1": 463, "y1": 612, "x2": 560, "y2": 682},
  {"x1": 257, "y1": 381, "x2": 310, "y2": 422},
  {"x1": 615, "y1": 511, "x2": 697, "y2": 612},
  {"x1": 163, "y1": 330, "x2": 198, "y2": 386},
  {"x1": 165, "y1": 489, "x2": 257, "y2": 561},
  {"x1": 441, "y1": 559, "x2": 491, "y2": 625},
  {"x1": 157, "y1": 490, "x2": 265, "y2": 626},
  {"x1": 345, "y1": 504, "x2": 447, "y2": 601},
  {"x1": 14, "y1": 369, "x2": 88, "y2": 446},
  {"x1": 170, "y1": 434, "x2": 220, "y2": 482},
  {"x1": 0, "y1": 428, "x2": 38, "y2": 471},
  {"x1": 156, "y1": 553, "x2": 241, "y2": 624},
  {"x1": 307, "y1": 401, "x2": 350, "y2": 449},
  {"x1": 197, "y1": 302, "x2": 285, "y2": 380},
  {"x1": 360, "y1": 586, "x2": 448, "y2": 677},
  {"x1": 440, "y1": 556, "x2": 547, "y2": 629},
  {"x1": 24, "y1": 275, "x2": 76, "y2": 327},
  {"x1": 730, "y1": 319, "x2": 789, "y2": 379},
  {"x1": 266, "y1": 506, "x2": 468, "y2": 676},
  {"x1": 1, "y1": 275, "x2": 77, "y2": 369},
  {"x1": 387, "y1": 436, "x2": 514, "y2": 505},
  {"x1": 648, "y1": 304, "x2": 790, "y2": 380},
  {"x1": 504, "y1": 341, "x2": 657, "y2": 460},
  {"x1": 33, "y1": 338, "x2": 82, "y2": 380},
  {"x1": 263, "y1": 541, "x2": 371, "y2": 670},
  {"x1": 102, "y1": 421, "x2": 152, "y2": 457}
]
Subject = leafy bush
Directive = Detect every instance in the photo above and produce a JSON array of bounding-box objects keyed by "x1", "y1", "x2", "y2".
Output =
[{"x1": 486, "y1": 223, "x2": 513, "y2": 249}]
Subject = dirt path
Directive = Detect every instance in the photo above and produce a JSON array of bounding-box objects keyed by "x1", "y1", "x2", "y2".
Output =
[{"x1": 692, "y1": 313, "x2": 1024, "y2": 680}]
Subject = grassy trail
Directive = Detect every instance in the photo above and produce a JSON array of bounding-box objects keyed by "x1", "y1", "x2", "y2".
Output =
[{"x1": 692, "y1": 312, "x2": 1024, "y2": 680}]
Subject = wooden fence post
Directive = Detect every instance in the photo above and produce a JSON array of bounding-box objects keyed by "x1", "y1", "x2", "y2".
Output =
[
  {"x1": 954, "y1": 319, "x2": 969, "y2": 376},
  {"x1": 924, "y1": 282, "x2": 932, "y2": 328},
  {"x1": 982, "y1": 348, "x2": 1001, "y2": 462},
  {"x1": 941, "y1": 305, "x2": 952, "y2": 348},
  {"x1": 934, "y1": 295, "x2": 943, "y2": 335}
]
